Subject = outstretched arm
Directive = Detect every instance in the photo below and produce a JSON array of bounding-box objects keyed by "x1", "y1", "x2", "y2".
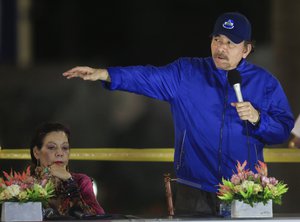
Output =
[{"x1": 63, "y1": 66, "x2": 111, "y2": 82}]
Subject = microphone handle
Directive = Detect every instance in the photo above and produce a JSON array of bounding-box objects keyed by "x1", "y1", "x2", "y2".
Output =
[{"x1": 233, "y1": 83, "x2": 244, "y2": 102}]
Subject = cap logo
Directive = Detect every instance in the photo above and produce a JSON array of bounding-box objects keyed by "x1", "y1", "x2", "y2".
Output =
[{"x1": 222, "y1": 19, "x2": 234, "y2": 29}]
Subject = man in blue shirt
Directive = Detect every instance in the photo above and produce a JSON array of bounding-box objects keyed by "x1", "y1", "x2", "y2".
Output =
[{"x1": 63, "y1": 12, "x2": 294, "y2": 216}]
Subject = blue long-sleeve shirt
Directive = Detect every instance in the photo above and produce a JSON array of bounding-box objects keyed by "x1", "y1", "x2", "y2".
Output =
[{"x1": 105, "y1": 57, "x2": 294, "y2": 192}]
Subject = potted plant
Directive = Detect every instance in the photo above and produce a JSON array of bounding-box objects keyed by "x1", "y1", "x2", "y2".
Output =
[
  {"x1": 217, "y1": 160, "x2": 288, "y2": 218},
  {"x1": 0, "y1": 166, "x2": 54, "y2": 221}
]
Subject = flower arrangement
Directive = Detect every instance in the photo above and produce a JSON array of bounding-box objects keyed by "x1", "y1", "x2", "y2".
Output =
[
  {"x1": 0, "y1": 166, "x2": 55, "y2": 203},
  {"x1": 218, "y1": 160, "x2": 288, "y2": 207}
]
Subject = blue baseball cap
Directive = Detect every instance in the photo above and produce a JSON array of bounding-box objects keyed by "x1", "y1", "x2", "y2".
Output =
[{"x1": 211, "y1": 12, "x2": 252, "y2": 44}]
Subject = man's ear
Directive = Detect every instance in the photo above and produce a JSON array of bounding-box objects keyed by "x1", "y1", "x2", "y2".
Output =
[
  {"x1": 33, "y1": 146, "x2": 40, "y2": 160},
  {"x1": 242, "y1": 44, "x2": 252, "y2": 59}
]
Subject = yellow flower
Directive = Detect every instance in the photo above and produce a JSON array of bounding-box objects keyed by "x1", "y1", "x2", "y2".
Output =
[
  {"x1": 0, "y1": 189, "x2": 13, "y2": 200},
  {"x1": 241, "y1": 180, "x2": 254, "y2": 191},
  {"x1": 252, "y1": 184, "x2": 263, "y2": 194},
  {"x1": 7, "y1": 184, "x2": 20, "y2": 197},
  {"x1": 233, "y1": 185, "x2": 242, "y2": 193},
  {"x1": 18, "y1": 191, "x2": 28, "y2": 200}
]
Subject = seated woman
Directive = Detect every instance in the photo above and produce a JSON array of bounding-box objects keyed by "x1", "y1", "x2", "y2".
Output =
[{"x1": 30, "y1": 122, "x2": 105, "y2": 218}]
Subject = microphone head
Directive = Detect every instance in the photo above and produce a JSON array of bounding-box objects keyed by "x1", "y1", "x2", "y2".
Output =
[{"x1": 228, "y1": 69, "x2": 242, "y2": 86}]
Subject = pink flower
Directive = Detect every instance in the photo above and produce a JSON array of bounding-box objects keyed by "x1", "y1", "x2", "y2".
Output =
[
  {"x1": 231, "y1": 174, "x2": 241, "y2": 185},
  {"x1": 269, "y1": 177, "x2": 278, "y2": 185},
  {"x1": 261, "y1": 176, "x2": 270, "y2": 187},
  {"x1": 40, "y1": 179, "x2": 48, "y2": 187}
]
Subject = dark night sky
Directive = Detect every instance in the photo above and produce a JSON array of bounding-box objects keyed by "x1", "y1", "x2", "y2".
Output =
[{"x1": 31, "y1": 0, "x2": 270, "y2": 66}]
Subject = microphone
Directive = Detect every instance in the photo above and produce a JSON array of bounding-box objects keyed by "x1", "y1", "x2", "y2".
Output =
[
  {"x1": 228, "y1": 69, "x2": 243, "y2": 102},
  {"x1": 228, "y1": 69, "x2": 251, "y2": 165}
]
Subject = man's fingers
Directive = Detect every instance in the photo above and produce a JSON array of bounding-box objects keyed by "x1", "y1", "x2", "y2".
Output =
[{"x1": 63, "y1": 67, "x2": 93, "y2": 78}]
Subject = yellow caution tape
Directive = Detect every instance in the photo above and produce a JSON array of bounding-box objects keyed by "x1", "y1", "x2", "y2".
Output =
[{"x1": 0, "y1": 148, "x2": 299, "y2": 162}]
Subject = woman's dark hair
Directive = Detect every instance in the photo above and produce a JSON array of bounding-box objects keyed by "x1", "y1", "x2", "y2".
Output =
[{"x1": 30, "y1": 122, "x2": 71, "y2": 169}]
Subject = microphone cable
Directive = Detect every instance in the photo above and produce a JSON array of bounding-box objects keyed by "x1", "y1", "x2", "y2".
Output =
[{"x1": 244, "y1": 120, "x2": 251, "y2": 167}]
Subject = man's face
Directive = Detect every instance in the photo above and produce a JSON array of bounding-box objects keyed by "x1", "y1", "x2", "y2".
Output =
[{"x1": 211, "y1": 34, "x2": 251, "y2": 70}]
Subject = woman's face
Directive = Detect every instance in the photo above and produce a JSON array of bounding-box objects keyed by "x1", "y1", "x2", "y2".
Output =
[{"x1": 33, "y1": 131, "x2": 70, "y2": 168}]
